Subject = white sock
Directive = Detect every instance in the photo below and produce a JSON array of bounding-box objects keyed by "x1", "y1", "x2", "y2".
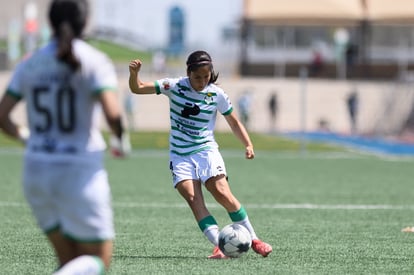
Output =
[
  {"x1": 203, "y1": 225, "x2": 220, "y2": 246},
  {"x1": 53, "y1": 255, "x2": 104, "y2": 275},
  {"x1": 235, "y1": 218, "x2": 258, "y2": 240}
]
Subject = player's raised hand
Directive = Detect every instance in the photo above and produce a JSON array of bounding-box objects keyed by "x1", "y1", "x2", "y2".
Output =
[{"x1": 129, "y1": 59, "x2": 142, "y2": 74}]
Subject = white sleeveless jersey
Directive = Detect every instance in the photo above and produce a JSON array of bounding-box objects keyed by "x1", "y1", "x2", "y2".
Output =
[
  {"x1": 155, "y1": 77, "x2": 233, "y2": 156},
  {"x1": 6, "y1": 39, "x2": 117, "y2": 155}
]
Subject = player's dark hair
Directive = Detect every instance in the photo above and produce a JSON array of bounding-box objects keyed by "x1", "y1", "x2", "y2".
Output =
[
  {"x1": 186, "y1": 50, "x2": 219, "y2": 84},
  {"x1": 49, "y1": 0, "x2": 88, "y2": 71}
]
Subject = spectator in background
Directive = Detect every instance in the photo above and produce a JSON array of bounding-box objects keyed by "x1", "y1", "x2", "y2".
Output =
[
  {"x1": 152, "y1": 50, "x2": 166, "y2": 76},
  {"x1": 346, "y1": 43, "x2": 358, "y2": 77},
  {"x1": 346, "y1": 43, "x2": 358, "y2": 68},
  {"x1": 309, "y1": 49, "x2": 324, "y2": 77},
  {"x1": 124, "y1": 91, "x2": 136, "y2": 131},
  {"x1": 237, "y1": 90, "x2": 252, "y2": 130},
  {"x1": 346, "y1": 90, "x2": 359, "y2": 135},
  {"x1": 268, "y1": 92, "x2": 278, "y2": 133}
]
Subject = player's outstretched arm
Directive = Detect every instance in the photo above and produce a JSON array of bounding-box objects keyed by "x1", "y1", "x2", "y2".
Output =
[
  {"x1": 128, "y1": 59, "x2": 157, "y2": 94},
  {"x1": 224, "y1": 112, "x2": 255, "y2": 159}
]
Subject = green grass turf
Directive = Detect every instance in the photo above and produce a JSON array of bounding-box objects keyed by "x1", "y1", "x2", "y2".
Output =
[
  {"x1": 0, "y1": 131, "x2": 342, "y2": 153},
  {"x1": 0, "y1": 38, "x2": 149, "y2": 64},
  {"x1": 1, "y1": 148, "x2": 414, "y2": 274},
  {"x1": 85, "y1": 39, "x2": 152, "y2": 64}
]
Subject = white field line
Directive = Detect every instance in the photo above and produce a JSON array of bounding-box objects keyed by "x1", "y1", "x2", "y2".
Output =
[
  {"x1": 2, "y1": 201, "x2": 414, "y2": 210},
  {"x1": 113, "y1": 202, "x2": 414, "y2": 210},
  {"x1": 1, "y1": 147, "x2": 414, "y2": 162}
]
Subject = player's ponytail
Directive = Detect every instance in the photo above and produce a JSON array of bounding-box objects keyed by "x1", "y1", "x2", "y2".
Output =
[
  {"x1": 49, "y1": 0, "x2": 89, "y2": 71},
  {"x1": 56, "y1": 21, "x2": 79, "y2": 70}
]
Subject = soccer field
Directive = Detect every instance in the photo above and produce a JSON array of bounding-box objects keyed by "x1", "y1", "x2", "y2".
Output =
[{"x1": 1, "y1": 149, "x2": 414, "y2": 274}]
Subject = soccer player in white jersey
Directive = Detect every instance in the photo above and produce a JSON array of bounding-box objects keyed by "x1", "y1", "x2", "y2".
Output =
[
  {"x1": 0, "y1": 0, "x2": 130, "y2": 274},
  {"x1": 129, "y1": 50, "x2": 272, "y2": 259}
]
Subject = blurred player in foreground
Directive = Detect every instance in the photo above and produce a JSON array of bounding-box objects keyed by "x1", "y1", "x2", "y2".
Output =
[
  {"x1": 0, "y1": 0, "x2": 130, "y2": 273},
  {"x1": 129, "y1": 50, "x2": 272, "y2": 259}
]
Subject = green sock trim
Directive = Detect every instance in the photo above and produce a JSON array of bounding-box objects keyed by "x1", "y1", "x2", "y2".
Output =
[
  {"x1": 92, "y1": 256, "x2": 105, "y2": 275},
  {"x1": 229, "y1": 206, "x2": 247, "y2": 222},
  {"x1": 198, "y1": 215, "x2": 218, "y2": 232}
]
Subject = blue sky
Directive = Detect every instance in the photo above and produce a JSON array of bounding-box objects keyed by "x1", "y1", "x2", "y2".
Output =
[{"x1": 93, "y1": 0, "x2": 243, "y2": 50}]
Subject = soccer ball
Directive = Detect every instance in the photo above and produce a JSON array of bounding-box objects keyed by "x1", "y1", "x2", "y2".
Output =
[{"x1": 218, "y1": 223, "x2": 252, "y2": 258}]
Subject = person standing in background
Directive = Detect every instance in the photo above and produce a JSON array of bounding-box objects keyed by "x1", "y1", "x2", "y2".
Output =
[
  {"x1": 346, "y1": 90, "x2": 359, "y2": 135},
  {"x1": 237, "y1": 90, "x2": 252, "y2": 130},
  {"x1": 152, "y1": 50, "x2": 166, "y2": 76},
  {"x1": 268, "y1": 92, "x2": 278, "y2": 133},
  {"x1": 124, "y1": 91, "x2": 136, "y2": 131}
]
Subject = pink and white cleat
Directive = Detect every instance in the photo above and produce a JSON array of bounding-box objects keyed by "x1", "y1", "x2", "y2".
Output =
[
  {"x1": 208, "y1": 246, "x2": 229, "y2": 259},
  {"x1": 251, "y1": 239, "x2": 272, "y2": 257}
]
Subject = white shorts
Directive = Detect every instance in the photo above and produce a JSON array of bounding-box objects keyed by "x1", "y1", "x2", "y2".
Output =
[
  {"x1": 23, "y1": 152, "x2": 114, "y2": 242},
  {"x1": 169, "y1": 149, "x2": 227, "y2": 187}
]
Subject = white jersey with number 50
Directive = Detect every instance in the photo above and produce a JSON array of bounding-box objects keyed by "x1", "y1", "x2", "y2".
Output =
[{"x1": 6, "y1": 39, "x2": 117, "y2": 155}]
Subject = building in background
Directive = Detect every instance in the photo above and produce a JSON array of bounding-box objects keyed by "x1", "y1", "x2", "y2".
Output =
[
  {"x1": 3, "y1": 0, "x2": 414, "y2": 80},
  {"x1": 240, "y1": 0, "x2": 414, "y2": 80}
]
